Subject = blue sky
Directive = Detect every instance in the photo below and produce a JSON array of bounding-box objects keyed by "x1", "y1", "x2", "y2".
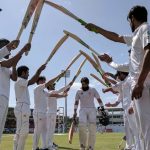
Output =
[{"x1": 0, "y1": 0, "x2": 150, "y2": 117}]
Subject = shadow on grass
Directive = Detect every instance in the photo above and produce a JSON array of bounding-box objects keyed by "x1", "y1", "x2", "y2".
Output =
[{"x1": 58, "y1": 146, "x2": 79, "y2": 150}]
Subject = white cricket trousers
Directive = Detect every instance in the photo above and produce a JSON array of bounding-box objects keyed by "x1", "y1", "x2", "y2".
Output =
[
  {"x1": 13, "y1": 103, "x2": 30, "y2": 150},
  {"x1": 33, "y1": 112, "x2": 47, "y2": 150},
  {"x1": 79, "y1": 108, "x2": 97, "y2": 149},
  {"x1": 0, "y1": 95, "x2": 8, "y2": 142},
  {"x1": 124, "y1": 109, "x2": 141, "y2": 150},
  {"x1": 132, "y1": 80, "x2": 150, "y2": 150},
  {"x1": 46, "y1": 113, "x2": 56, "y2": 147}
]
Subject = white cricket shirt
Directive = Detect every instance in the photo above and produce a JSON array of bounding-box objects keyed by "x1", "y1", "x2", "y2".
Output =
[{"x1": 75, "y1": 87, "x2": 100, "y2": 109}]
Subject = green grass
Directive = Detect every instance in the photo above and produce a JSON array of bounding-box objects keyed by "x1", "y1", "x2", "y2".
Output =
[{"x1": 0, "y1": 133, "x2": 125, "y2": 150}]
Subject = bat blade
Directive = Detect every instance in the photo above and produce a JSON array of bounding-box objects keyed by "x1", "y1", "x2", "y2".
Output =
[
  {"x1": 71, "y1": 58, "x2": 87, "y2": 85},
  {"x1": 45, "y1": 34, "x2": 69, "y2": 64},
  {"x1": 45, "y1": 0, "x2": 87, "y2": 25},
  {"x1": 92, "y1": 52, "x2": 105, "y2": 75},
  {"x1": 16, "y1": 0, "x2": 39, "y2": 40},
  {"x1": 28, "y1": 0, "x2": 44, "y2": 43},
  {"x1": 90, "y1": 73, "x2": 108, "y2": 87},
  {"x1": 68, "y1": 122, "x2": 76, "y2": 144},
  {"x1": 56, "y1": 53, "x2": 82, "y2": 82},
  {"x1": 64, "y1": 30, "x2": 100, "y2": 56}
]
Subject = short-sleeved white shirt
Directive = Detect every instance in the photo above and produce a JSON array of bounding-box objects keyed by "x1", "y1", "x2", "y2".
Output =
[
  {"x1": 0, "y1": 64, "x2": 11, "y2": 99},
  {"x1": 0, "y1": 46, "x2": 10, "y2": 60},
  {"x1": 123, "y1": 22, "x2": 150, "y2": 82},
  {"x1": 47, "y1": 85, "x2": 70, "y2": 113},
  {"x1": 15, "y1": 77, "x2": 30, "y2": 105},
  {"x1": 112, "y1": 77, "x2": 131, "y2": 110},
  {"x1": 34, "y1": 84, "x2": 50, "y2": 113},
  {"x1": 75, "y1": 87, "x2": 100, "y2": 109}
]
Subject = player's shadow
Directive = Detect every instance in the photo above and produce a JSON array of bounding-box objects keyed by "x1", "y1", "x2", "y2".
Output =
[{"x1": 58, "y1": 146, "x2": 79, "y2": 150}]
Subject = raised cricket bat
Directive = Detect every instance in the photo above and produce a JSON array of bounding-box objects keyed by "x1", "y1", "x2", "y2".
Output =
[
  {"x1": 63, "y1": 30, "x2": 100, "y2": 56},
  {"x1": 71, "y1": 58, "x2": 87, "y2": 85},
  {"x1": 16, "y1": 0, "x2": 39, "y2": 40},
  {"x1": 45, "y1": 34, "x2": 69, "y2": 64},
  {"x1": 79, "y1": 50, "x2": 103, "y2": 76},
  {"x1": 92, "y1": 52, "x2": 105, "y2": 75},
  {"x1": 90, "y1": 73, "x2": 108, "y2": 87},
  {"x1": 45, "y1": 0, "x2": 87, "y2": 26},
  {"x1": 26, "y1": 0, "x2": 44, "y2": 55},
  {"x1": 46, "y1": 71, "x2": 65, "y2": 86},
  {"x1": 56, "y1": 53, "x2": 82, "y2": 82}
]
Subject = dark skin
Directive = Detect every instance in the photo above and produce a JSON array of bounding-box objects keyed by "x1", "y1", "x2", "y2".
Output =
[{"x1": 85, "y1": 15, "x2": 150, "y2": 100}]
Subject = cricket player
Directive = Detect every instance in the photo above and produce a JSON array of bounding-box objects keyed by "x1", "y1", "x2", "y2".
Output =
[
  {"x1": 13, "y1": 63, "x2": 46, "y2": 150},
  {"x1": 73, "y1": 77, "x2": 104, "y2": 150},
  {"x1": 0, "y1": 39, "x2": 19, "y2": 60},
  {"x1": 46, "y1": 81, "x2": 72, "y2": 150},
  {"x1": 104, "y1": 71, "x2": 141, "y2": 150},
  {"x1": 0, "y1": 43, "x2": 30, "y2": 142},
  {"x1": 33, "y1": 75, "x2": 67, "y2": 150},
  {"x1": 85, "y1": 6, "x2": 150, "y2": 149}
]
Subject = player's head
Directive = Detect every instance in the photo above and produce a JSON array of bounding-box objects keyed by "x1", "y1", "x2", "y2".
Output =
[
  {"x1": 47, "y1": 83, "x2": 56, "y2": 91},
  {"x1": 0, "y1": 38, "x2": 10, "y2": 49},
  {"x1": 36, "y1": 76, "x2": 46, "y2": 85},
  {"x1": 117, "y1": 71, "x2": 129, "y2": 81},
  {"x1": 17, "y1": 66, "x2": 29, "y2": 79},
  {"x1": 127, "y1": 5, "x2": 147, "y2": 32},
  {"x1": 81, "y1": 77, "x2": 89, "y2": 91},
  {"x1": 0, "y1": 39, "x2": 10, "y2": 59}
]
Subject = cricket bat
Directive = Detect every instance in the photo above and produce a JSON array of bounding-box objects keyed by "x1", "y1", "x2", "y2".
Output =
[
  {"x1": 56, "y1": 53, "x2": 82, "y2": 82},
  {"x1": 92, "y1": 52, "x2": 105, "y2": 75},
  {"x1": 90, "y1": 73, "x2": 108, "y2": 87},
  {"x1": 45, "y1": 0, "x2": 87, "y2": 26},
  {"x1": 63, "y1": 30, "x2": 100, "y2": 56},
  {"x1": 26, "y1": 0, "x2": 44, "y2": 55},
  {"x1": 68, "y1": 121, "x2": 76, "y2": 144},
  {"x1": 45, "y1": 34, "x2": 69, "y2": 64},
  {"x1": 71, "y1": 58, "x2": 87, "y2": 85},
  {"x1": 16, "y1": 0, "x2": 39, "y2": 40},
  {"x1": 45, "y1": 1, "x2": 98, "y2": 33},
  {"x1": 79, "y1": 50, "x2": 103, "y2": 76}
]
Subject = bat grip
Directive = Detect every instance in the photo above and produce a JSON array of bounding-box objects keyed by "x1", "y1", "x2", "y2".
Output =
[{"x1": 78, "y1": 19, "x2": 87, "y2": 26}]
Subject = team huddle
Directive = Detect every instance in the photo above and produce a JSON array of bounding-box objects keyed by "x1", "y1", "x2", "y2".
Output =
[{"x1": 0, "y1": 3, "x2": 150, "y2": 150}]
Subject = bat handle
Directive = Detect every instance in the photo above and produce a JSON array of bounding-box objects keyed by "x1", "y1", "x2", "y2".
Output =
[
  {"x1": 78, "y1": 19, "x2": 98, "y2": 34},
  {"x1": 16, "y1": 25, "x2": 24, "y2": 40},
  {"x1": 25, "y1": 32, "x2": 34, "y2": 56}
]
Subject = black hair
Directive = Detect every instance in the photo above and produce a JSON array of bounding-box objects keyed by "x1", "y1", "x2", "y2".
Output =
[
  {"x1": 118, "y1": 71, "x2": 129, "y2": 77},
  {"x1": 36, "y1": 76, "x2": 46, "y2": 84},
  {"x1": 17, "y1": 66, "x2": 29, "y2": 77},
  {"x1": 81, "y1": 77, "x2": 89, "y2": 84},
  {"x1": 0, "y1": 38, "x2": 10, "y2": 49},
  {"x1": 127, "y1": 5, "x2": 147, "y2": 23}
]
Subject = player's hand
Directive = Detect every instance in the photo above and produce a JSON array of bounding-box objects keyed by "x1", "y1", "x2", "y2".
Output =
[
  {"x1": 128, "y1": 107, "x2": 134, "y2": 114},
  {"x1": 63, "y1": 92, "x2": 68, "y2": 97},
  {"x1": 85, "y1": 23, "x2": 98, "y2": 32},
  {"x1": 22, "y1": 43, "x2": 31, "y2": 53},
  {"x1": 102, "y1": 88, "x2": 106, "y2": 93},
  {"x1": 105, "y1": 102, "x2": 111, "y2": 107},
  {"x1": 131, "y1": 83, "x2": 144, "y2": 100},
  {"x1": 98, "y1": 53, "x2": 112, "y2": 63},
  {"x1": 6, "y1": 40, "x2": 20, "y2": 50}
]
